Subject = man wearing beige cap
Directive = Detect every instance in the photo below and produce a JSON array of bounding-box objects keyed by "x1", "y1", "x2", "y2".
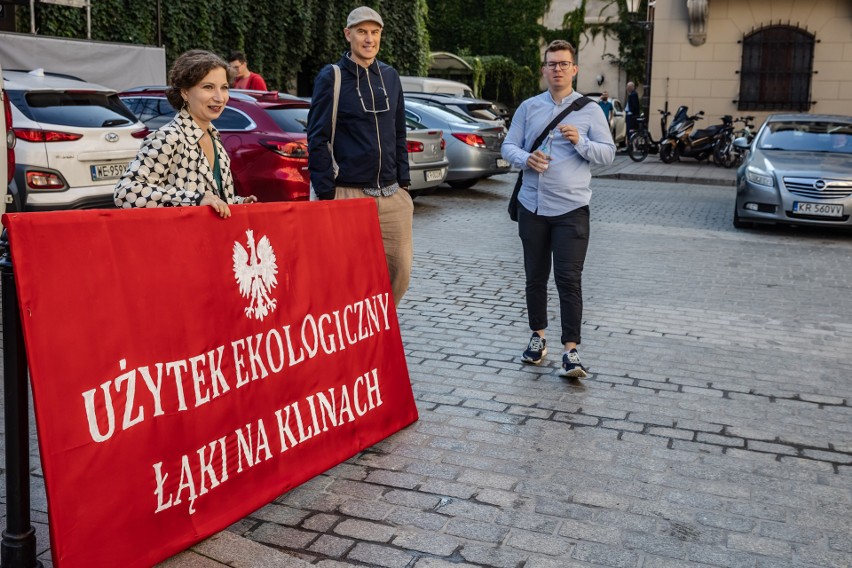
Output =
[{"x1": 307, "y1": 6, "x2": 413, "y2": 307}]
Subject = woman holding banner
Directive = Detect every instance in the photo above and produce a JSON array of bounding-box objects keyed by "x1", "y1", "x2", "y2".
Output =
[{"x1": 115, "y1": 50, "x2": 257, "y2": 218}]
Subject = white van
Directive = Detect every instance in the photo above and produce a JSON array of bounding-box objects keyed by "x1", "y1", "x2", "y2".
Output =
[{"x1": 399, "y1": 76, "x2": 475, "y2": 98}]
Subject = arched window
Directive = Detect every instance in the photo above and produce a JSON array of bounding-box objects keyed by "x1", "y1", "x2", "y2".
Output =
[{"x1": 738, "y1": 25, "x2": 815, "y2": 112}]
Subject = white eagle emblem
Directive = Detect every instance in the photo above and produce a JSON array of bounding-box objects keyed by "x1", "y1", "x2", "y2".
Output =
[{"x1": 233, "y1": 229, "x2": 278, "y2": 321}]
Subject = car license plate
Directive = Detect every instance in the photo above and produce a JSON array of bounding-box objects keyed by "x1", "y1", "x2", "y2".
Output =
[
  {"x1": 91, "y1": 163, "x2": 127, "y2": 181},
  {"x1": 792, "y1": 201, "x2": 844, "y2": 218},
  {"x1": 425, "y1": 169, "x2": 444, "y2": 182},
  {"x1": 497, "y1": 158, "x2": 510, "y2": 168}
]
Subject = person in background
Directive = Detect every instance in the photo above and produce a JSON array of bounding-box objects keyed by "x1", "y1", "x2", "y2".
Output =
[
  {"x1": 306, "y1": 6, "x2": 412, "y2": 307},
  {"x1": 598, "y1": 90, "x2": 613, "y2": 124},
  {"x1": 501, "y1": 40, "x2": 615, "y2": 379},
  {"x1": 115, "y1": 50, "x2": 257, "y2": 218},
  {"x1": 625, "y1": 81, "x2": 640, "y2": 140},
  {"x1": 228, "y1": 51, "x2": 268, "y2": 91}
]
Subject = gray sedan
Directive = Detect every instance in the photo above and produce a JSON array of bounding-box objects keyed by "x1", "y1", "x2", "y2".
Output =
[
  {"x1": 405, "y1": 116, "x2": 449, "y2": 198},
  {"x1": 733, "y1": 114, "x2": 852, "y2": 229},
  {"x1": 405, "y1": 93, "x2": 506, "y2": 129},
  {"x1": 404, "y1": 99, "x2": 510, "y2": 189}
]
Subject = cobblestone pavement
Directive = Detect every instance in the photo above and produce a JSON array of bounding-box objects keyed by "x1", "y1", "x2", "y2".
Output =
[{"x1": 5, "y1": 172, "x2": 852, "y2": 567}]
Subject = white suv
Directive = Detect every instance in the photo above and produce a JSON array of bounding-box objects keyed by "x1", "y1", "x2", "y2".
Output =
[{"x1": 3, "y1": 69, "x2": 147, "y2": 211}]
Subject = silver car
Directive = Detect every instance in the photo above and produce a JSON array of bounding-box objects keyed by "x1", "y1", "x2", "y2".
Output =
[
  {"x1": 404, "y1": 93, "x2": 506, "y2": 129},
  {"x1": 405, "y1": 116, "x2": 448, "y2": 198},
  {"x1": 404, "y1": 99, "x2": 510, "y2": 189},
  {"x1": 733, "y1": 114, "x2": 852, "y2": 229}
]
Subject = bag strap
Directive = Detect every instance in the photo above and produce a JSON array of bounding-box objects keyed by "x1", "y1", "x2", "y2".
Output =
[
  {"x1": 331, "y1": 64, "x2": 341, "y2": 147},
  {"x1": 529, "y1": 96, "x2": 594, "y2": 151}
]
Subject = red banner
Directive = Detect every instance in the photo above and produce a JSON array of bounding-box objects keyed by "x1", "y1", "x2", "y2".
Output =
[{"x1": 2, "y1": 200, "x2": 418, "y2": 568}]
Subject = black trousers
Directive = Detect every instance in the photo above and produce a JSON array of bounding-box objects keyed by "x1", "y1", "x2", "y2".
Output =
[{"x1": 518, "y1": 203, "x2": 590, "y2": 346}]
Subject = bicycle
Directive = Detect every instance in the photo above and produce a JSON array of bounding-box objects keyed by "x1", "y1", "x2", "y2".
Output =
[
  {"x1": 713, "y1": 115, "x2": 755, "y2": 168},
  {"x1": 627, "y1": 108, "x2": 671, "y2": 162}
]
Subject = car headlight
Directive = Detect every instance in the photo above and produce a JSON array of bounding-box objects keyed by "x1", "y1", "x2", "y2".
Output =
[{"x1": 746, "y1": 166, "x2": 773, "y2": 187}]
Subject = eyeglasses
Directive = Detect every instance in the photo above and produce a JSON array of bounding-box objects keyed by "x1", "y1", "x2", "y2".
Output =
[
  {"x1": 543, "y1": 61, "x2": 575, "y2": 71},
  {"x1": 356, "y1": 88, "x2": 390, "y2": 114},
  {"x1": 354, "y1": 62, "x2": 390, "y2": 114}
]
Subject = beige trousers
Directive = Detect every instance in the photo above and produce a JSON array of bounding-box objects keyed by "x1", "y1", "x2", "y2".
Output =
[{"x1": 335, "y1": 187, "x2": 414, "y2": 306}]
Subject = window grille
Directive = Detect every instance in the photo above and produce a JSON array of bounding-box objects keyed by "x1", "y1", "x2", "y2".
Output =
[{"x1": 737, "y1": 24, "x2": 815, "y2": 112}]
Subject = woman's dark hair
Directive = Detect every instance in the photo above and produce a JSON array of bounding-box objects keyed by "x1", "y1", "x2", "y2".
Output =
[{"x1": 165, "y1": 50, "x2": 232, "y2": 109}]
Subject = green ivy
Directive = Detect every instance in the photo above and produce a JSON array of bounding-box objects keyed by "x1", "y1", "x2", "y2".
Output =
[
  {"x1": 427, "y1": 0, "x2": 565, "y2": 110},
  {"x1": 12, "y1": 0, "x2": 597, "y2": 110},
  {"x1": 427, "y1": 0, "x2": 551, "y2": 73},
  {"x1": 556, "y1": 0, "x2": 585, "y2": 48},
  {"x1": 12, "y1": 0, "x2": 429, "y2": 95},
  {"x1": 463, "y1": 55, "x2": 537, "y2": 110},
  {"x1": 583, "y1": 0, "x2": 648, "y2": 86}
]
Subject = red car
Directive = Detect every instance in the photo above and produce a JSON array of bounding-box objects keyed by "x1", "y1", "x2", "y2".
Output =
[{"x1": 119, "y1": 88, "x2": 310, "y2": 201}]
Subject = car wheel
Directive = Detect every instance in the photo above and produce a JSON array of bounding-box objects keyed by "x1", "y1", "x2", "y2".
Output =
[
  {"x1": 659, "y1": 142, "x2": 678, "y2": 164},
  {"x1": 732, "y1": 202, "x2": 752, "y2": 229},
  {"x1": 448, "y1": 179, "x2": 478, "y2": 189},
  {"x1": 627, "y1": 133, "x2": 650, "y2": 162}
]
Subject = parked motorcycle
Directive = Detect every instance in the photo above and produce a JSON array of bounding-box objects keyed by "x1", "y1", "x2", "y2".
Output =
[
  {"x1": 714, "y1": 115, "x2": 755, "y2": 168},
  {"x1": 658, "y1": 106, "x2": 734, "y2": 164}
]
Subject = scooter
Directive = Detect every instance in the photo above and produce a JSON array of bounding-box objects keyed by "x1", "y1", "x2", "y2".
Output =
[{"x1": 659, "y1": 106, "x2": 732, "y2": 164}]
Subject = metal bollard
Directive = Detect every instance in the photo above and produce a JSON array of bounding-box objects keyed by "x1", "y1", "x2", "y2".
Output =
[{"x1": 0, "y1": 228, "x2": 42, "y2": 568}]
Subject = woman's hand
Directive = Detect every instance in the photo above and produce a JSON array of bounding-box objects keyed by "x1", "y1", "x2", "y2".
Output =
[
  {"x1": 242, "y1": 195, "x2": 258, "y2": 204},
  {"x1": 199, "y1": 191, "x2": 231, "y2": 218}
]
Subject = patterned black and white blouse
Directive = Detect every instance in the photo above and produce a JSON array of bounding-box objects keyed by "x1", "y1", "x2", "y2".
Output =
[{"x1": 114, "y1": 109, "x2": 247, "y2": 208}]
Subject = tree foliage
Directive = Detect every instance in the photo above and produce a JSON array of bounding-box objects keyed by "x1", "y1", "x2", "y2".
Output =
[
  {"x1": 464, "y1": 55, "x2": 538, "y2": 110},
  {"x1": 427, "y1": 0, "x2": 575, "y2": 109},
  {"x1": 12, "y1": 0, "x2": 429, "y2": 95}
]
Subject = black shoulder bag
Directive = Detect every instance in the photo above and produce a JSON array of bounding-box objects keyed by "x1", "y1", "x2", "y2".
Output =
[{"x1": 508, "y1": 96, "x2": 595, "y2": 221}]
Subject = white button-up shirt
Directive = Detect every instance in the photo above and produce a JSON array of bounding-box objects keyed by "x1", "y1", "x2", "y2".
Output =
[{"x1": 502, "y1": 90, "x2": 615, "y2": 217}]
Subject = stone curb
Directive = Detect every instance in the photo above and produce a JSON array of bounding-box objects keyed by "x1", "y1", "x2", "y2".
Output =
[{"x1": 595, "y1": 171, "x2": 735, "y2": 187}]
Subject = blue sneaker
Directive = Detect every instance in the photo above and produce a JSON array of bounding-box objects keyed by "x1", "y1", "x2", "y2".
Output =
[
  {"x1": 560, "y1": 349, "x2": 588, "y2": 378},
  {"x1": 521, "y1": 333, "x2": 547, "y2": 364}
]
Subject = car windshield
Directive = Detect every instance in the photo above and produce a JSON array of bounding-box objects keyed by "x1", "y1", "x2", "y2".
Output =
[
  {"x1": 758, "y1": 121, "x2": 852, "y2": 154},
  {"x1": 411, "y1": 102, "x2": 478, "y2": 124},
  {"x1": 122, "y1": 96, "x2": 177, "y2": 129},
  {"x1": 264, "y1": 106, "x2": 309, "y2": 133},
  {"x1": 14, "y1": 91, "x2": 138, "y2": 127}
]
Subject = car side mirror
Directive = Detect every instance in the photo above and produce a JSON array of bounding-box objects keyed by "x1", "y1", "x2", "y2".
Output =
[{"x1": 733, "y1": 137, "x2": 750, "y2": 149}]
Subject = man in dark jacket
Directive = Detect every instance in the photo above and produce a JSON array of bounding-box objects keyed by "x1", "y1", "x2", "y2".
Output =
[
  {"x1": 307, "y1": 6, "x2": 412, "y2": 307},
  {"x1": 625, "y1": 81, "x2": 640, "y2": 140}
]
